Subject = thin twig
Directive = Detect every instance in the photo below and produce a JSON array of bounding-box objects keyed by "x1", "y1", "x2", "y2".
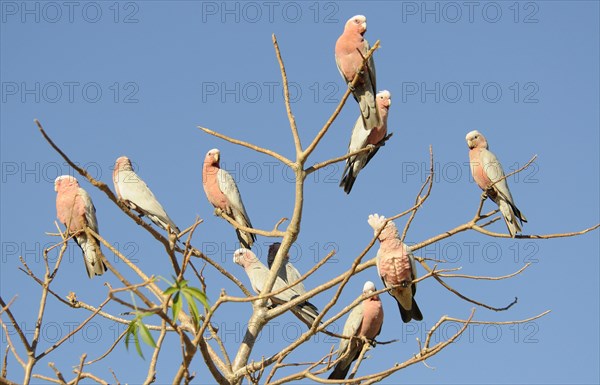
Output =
[
  {"x1": 272, "y1": 34, "x2": 301, "y2": 155},
  {"x1": 72, "y1": 354, "x2": 87, "y2": 385},
  {"x1": 419, "y1": 261, "x2": 518, "y2": 311},
  {"x1": 198, "y1": 126, "x2": 293, "y2": 167}
]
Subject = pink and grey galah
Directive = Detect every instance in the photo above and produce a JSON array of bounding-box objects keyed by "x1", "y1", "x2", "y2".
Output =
[
  {"x1": 113, "y1": 156, "x2": 180, "y2": 234},
  {"x1": 267, "y1": 242, "x2": 306, "y2": 295},
  {"x1": 340, "y1": 90, "x2": 392, "y2": 194},
  {"x1": 335, "y1": 15, "x2": 381, "y2": 132},
  {"x1": 466, "y1": 130, "x2": 527, "y2": 237},
  {"x1": 233, "y1": 248, "x2": 319, "y2": 327},
  {"x1": 368, "y1": 214, "x2": 423, "y2": 323},
  {"x1": 202, "y1": 149, "x2": 256, "y2": 248},
  {"x1": 54, "y1": 175, "x2": 107, "y2": 278},
  {"x1": 328, "y1": 281, "x2": 384, "y2": 380}
]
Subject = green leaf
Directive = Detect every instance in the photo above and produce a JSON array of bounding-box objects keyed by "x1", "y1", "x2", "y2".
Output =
[
  {"x1": 124, "y1": 313, "x2": 157, "y2": 359},
  {"x1": 157, "y1": 275, "x2": 174, "y2": 287},
  {"x1": 137, "y1": 320, "x2": 157, "y2": 348},
  {"x1": 163, "y1": 286, "x2": 178, "y2": 296},
  {"x1": 172, "y1": 291, "x2": 182, "y2": 320},
  {"x1": 185, "y1": 287, "x2": 210, "y2": 309},
  {"x1": 124, "y1": 321, "x2": 136, "y2": 351},
  {"x1": 133, "y1": 325, "x2": 144, "y2": 359},
  {"x1": 182, "y1": 291, "x2": 200, "y2": 326}
]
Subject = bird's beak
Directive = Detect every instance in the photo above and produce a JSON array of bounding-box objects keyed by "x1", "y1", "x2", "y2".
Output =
[
  {"x1": 387, "y1": 99, "x2": 392, "y2": 107},
  {"x1": 214, "y1": 153, "x2": 220, "y2": 163},
  {"x1": 54, "y1": 184, "x2": 58, "y2": 192},
  {"x1": 467, "y1": 139, "x2": 474, "y2": 149},
  {"x1": 362, "y1": 22, "x2": 367, "y2": 33}
]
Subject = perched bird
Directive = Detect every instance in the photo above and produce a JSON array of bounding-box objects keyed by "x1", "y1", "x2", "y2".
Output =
[
  {"x1": 267, "y1": 242, "x2": 306, "y2": 294},
  {"x1": 113, "y1": 156, "x2": 180, "y2": 234},
  {"x1": 335, "y1": 14, "x2": 380, "y2": 131},
  {"x1": 466, "y1": 130, "x2": 527, "y2": 237},
  {"x1": 233, "y1": 248, "x2": 319, "y2": 326},
  {"x1": 368, "y1": 214, "x2": 423, "y2": 323},
  {"x1": 202, "y1": 149, "x2": 256, "y2": 248},
  {"x1": 54, "y1": 175, "x2": 107, "y2": 278},
  {"x1": 328, "y1": 281, "x2": 384, "y2": 380},
  {"x1": 340, "y1": 90, "x2": 392, "y2": 194}
]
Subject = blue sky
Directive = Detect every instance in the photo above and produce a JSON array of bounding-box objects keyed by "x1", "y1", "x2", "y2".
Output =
[{"x1": 1, "y1": 1, "x2": 599, "y2": 384}]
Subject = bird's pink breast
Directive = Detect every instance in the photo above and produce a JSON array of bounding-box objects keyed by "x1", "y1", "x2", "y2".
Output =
[
  {"x1": 335, "y1": 35, "x2": 367, "y2": 82},
  {"x1": 203, "y1": 164, "x2": 229, "y2": 210},
  {"x1": 360, "y1": 297, "x2": 383, "y2": 339},
  {"x1": 469, "y1": 149, "x2": 492, "y2": 190},
  {"x1": 367, "y1": 124, "x2": 387, "y2": 145},
  {"x1": 56, "y1": 188, "x2": 85, "y2": 232}
]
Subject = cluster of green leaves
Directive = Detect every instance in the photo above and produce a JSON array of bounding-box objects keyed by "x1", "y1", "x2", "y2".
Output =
[
  {"x1": 125, "y1": 310, "x2": 157, "y2": 359},
  {"x1": 124, "y1": 277, "x2": 209, "y2": 358},
  {"x1": 164, "y1": 278, "x2": 210, "y2": 326}
]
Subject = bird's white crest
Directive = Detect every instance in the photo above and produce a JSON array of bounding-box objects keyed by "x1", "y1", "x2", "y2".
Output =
[
  {"x1": 466, "y1": 130, "x2": 487, "y2": 149},
  {"x1": 346, "y1": 14, "x2": 367, "y2": 31},
  {"x1": 207, "y1": 148, "x2": 220, "y2": 162},
  {"x1": 115, "y1": 156, "x2": 133, "y2": 170},
  {"x1": 233, "y1": 248, "x2": 244, "y2": 264},
  {"x1": 465, "y1": 130, "x2": 482, "y2": 142},
  {"x1": 233, "y1": 248, "x2": 255, "y2": 265},
  {"x1": 349, "y1": 14, "x2": 366, "y2": 22},
  {"x1": 363, "y1": 281, "x2": 376, "y2": 293},
  {"x1": 55, "y1": 175, "x2": 76, "y2": 183},
  {"x1": 377, "y1": 90, "x2": 392, "y2": 106},
  {"x1": 377, "y1": 90, "x2": 391, "y2": 99},
  {"x1": 367, "y1": 213, "x2": 387, "y2": 231},
  {"x1": 54, "y1": 175, "x2": 77, "y2": 191}
]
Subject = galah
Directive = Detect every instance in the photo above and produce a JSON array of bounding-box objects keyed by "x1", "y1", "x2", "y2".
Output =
[
  {"x1": 466, "y1": 130, "x2": 527, "y2": 237},
  {"x1": 202, "y1": 149, "x2": 256, "y2": 248},
  {"x1": 267, "y1": 242, "x2": 306, "y2": 294},
  {"x1": 328, "y1": 281, "x2": 384, "y2": 380},
  {"x1": 340, "y1": 90, "x2": 392, "y2": 194},
  {"x1": 368, "y1": 214, "x2": 423, "y2": 323},
  {"x1": 233, "y1": 248, "x2": 319, "y2": 326},
  {"x1": 335, "y1": 14, "x2": 380, "y2": 132},
  {"x1": 54, "y1": 175, "x2": 107, "y2": 278},
  {"x1": 113, "y1": 156, "x2": 180, "y2": 234}
]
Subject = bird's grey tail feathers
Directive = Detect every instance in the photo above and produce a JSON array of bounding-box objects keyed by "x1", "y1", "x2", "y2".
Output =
[
  {"x1": 399, "y1": 299, "x2": 423, "y2": 323},
  {"x1": 498, "y1": 199, "x2": 525, "y2": 238},
  {"x1": 75, "y1": 235, "x2": 107, "y2": 278},
  {"x1": 340, "y1": 162, "x2": 358, "y2": 194},
  {"x1": 328, "y1": 344, "x2": 361, "y2": 380},
  {"x1": 234, "y1": 212, "x2": 256, "y2": 248},
  {"x1": 148, "y1": 214, "x2": 180, "y2": 234},
  {"x1": 291, "y1": 297, "x2": 320, "y2": 327},
  {"x1": 328, "y1": 361, "x2": 352, "y2": 380}
]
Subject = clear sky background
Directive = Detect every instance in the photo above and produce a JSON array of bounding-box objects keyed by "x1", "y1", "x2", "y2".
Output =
[{"x1": 1, "y1": 1, "x2": 599, "y2": 384}]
